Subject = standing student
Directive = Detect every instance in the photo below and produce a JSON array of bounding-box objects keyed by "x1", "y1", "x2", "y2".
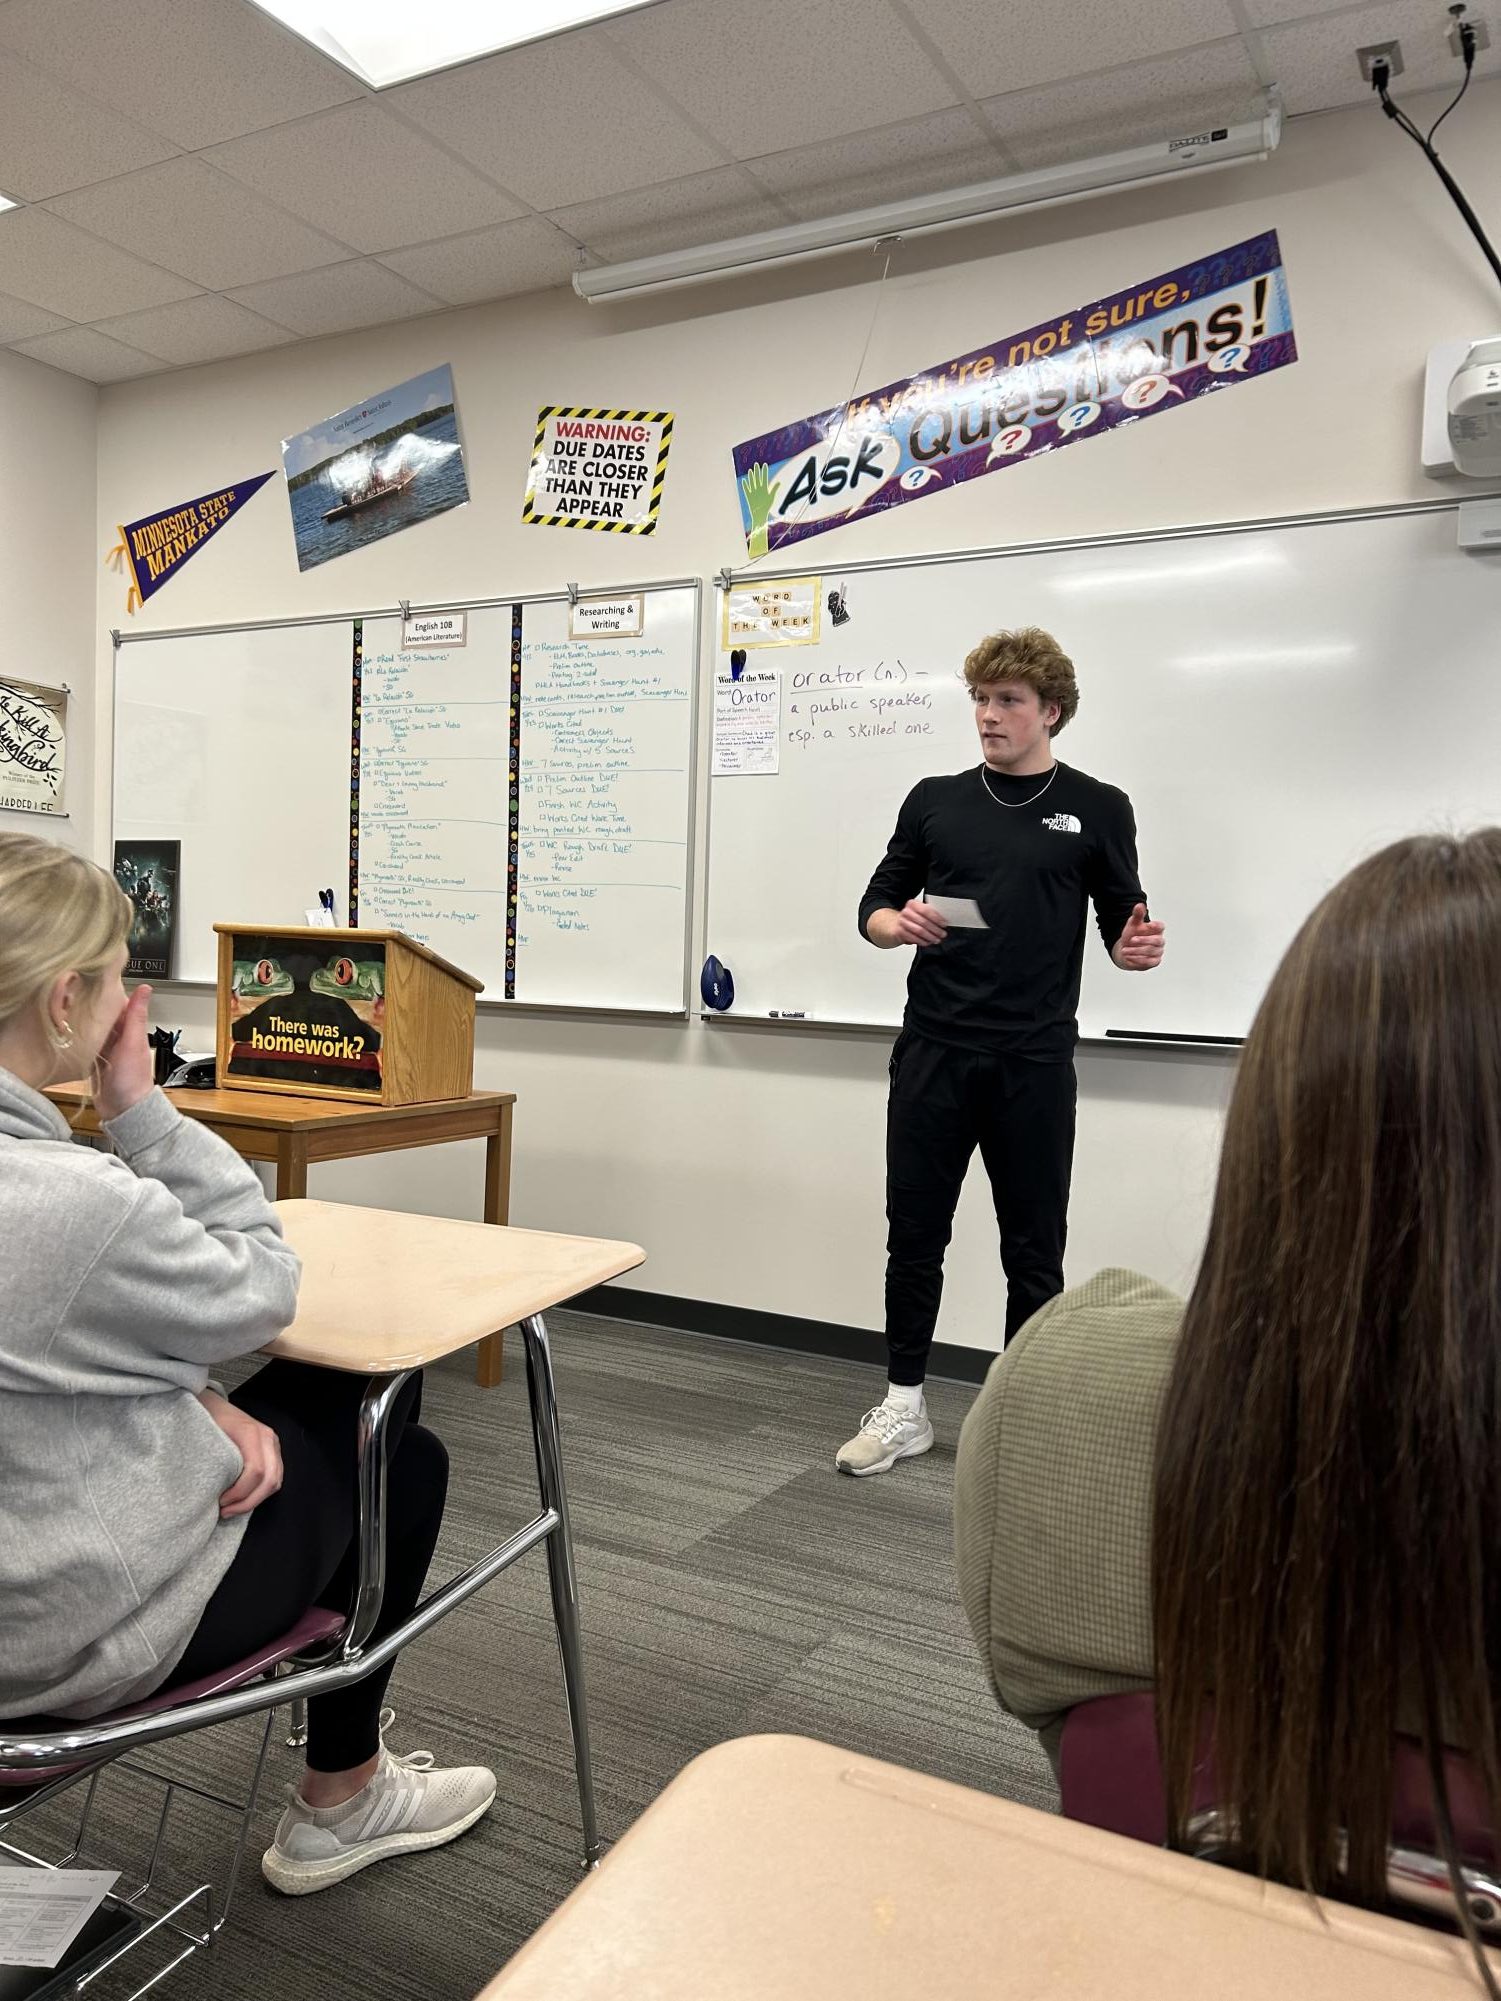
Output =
[{"x1": 837, "y1": 628, "x2": 1164, "y2": 1476}]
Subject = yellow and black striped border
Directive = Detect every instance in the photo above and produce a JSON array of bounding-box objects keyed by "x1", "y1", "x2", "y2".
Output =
[{"x1": 521, "y1": 405, "x2": 675, "y2": 535}]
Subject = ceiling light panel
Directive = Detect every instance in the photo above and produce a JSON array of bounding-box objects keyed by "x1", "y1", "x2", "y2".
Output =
[{"x1": 249, "y1": 1, "x2": 664, "y2": 87}]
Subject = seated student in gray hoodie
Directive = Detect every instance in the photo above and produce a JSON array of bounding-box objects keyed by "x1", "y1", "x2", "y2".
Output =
[{"x1": 0, "y1": 832, "x2": 495, "y2": 1897}]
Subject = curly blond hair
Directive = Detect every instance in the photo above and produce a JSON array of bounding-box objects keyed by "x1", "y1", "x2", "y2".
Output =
[{"x1": 963, "y1": 627, "x2": 1078, "y2": 735}]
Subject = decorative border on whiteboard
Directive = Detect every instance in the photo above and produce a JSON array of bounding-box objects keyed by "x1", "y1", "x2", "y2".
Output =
[
  {"x1": 505, "y1": 603, "x2": 522, "y2": 1000},
  {"x1": 348, "y1": 617, "x2": 363, "y2": 924}
]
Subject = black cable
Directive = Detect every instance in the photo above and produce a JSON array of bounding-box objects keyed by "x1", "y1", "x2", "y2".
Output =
[
  {"x1": 1371, "y1": 34, "x2": 1501, "y2": 295},
  {"x1": 1427, "y1": 48, "x2": 1472, "y2": 143}
]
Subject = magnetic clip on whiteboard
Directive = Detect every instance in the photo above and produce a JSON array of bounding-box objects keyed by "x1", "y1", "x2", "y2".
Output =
[
  {"x1": 716, "y1": 567, "x2": 734, "y2": 592},
  {"x1": 398, "y1": 599, "x2": 411, "y2": 618},
  {"x1": 566, "y1": 581, "x2": 580, "y2": 605}
]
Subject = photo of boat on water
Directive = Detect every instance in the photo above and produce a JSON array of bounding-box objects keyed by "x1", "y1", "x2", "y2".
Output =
[{"x1": 281, "y1": 363, "x2": 469, "y2": 572}]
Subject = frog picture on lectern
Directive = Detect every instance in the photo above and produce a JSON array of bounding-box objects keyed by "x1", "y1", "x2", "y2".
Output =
[{"x1": 226, "y1": 937, "x2": 385, "y2": 1092}]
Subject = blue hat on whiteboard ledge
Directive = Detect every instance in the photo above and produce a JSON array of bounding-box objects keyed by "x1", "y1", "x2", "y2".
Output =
[{"x1": 701, "y1": 955, "x2": 734, "y2": 1011}]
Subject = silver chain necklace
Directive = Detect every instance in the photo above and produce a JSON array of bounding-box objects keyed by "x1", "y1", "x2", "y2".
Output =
[{"x1": 979, "y1": 761, "x2": 1059, "y2": 809}]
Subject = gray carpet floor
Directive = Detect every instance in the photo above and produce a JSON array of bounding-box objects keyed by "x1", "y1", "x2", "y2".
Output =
[{"x1": 20, "y1": 1312, "x2": 1054, "y2": 1999}]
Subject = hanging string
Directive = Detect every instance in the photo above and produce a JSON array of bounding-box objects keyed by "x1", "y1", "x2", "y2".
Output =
[{"x1": 738, "y1": 239, "x2": 898, "y2": 569}]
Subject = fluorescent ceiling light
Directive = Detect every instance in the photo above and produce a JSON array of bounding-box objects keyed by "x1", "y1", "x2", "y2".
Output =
[
  {"x1": 0, "y1": 192, "x2": 17, "y2": 213},
  {"x1": 248, "y1": 1, "x2": 663, "y2": 87},
  {"x1": 575, "y1": 92, "x2": 1282, "y2": 304}
]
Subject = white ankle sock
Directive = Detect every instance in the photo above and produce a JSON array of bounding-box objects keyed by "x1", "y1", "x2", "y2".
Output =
[{"x1": 886, "y1": 1381, "x2": 923, "y2": 1413}]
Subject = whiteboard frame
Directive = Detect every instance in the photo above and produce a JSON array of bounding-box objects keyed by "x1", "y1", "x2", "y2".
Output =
[
  {"x1": 709, "y1": 494, "x2": 1500, "y2": 1048},
  {"x1": 111, "y1": 575, "x2": 705, "y2": 1019},
  {"x1": 719, "y1": 495, "x2": 1492, "y2": 590}
]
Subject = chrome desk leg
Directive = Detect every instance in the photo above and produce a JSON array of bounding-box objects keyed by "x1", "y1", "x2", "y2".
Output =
[
  {"x1": 520, "y1": 1314, "x2": 599, "y2": 1868},
  {"x1": 283, "y1": 1371, "x2": 406, "y2": 1751},
  {"x1": 346, "y1": 1372, "x2": 409, "y2": 1656}
]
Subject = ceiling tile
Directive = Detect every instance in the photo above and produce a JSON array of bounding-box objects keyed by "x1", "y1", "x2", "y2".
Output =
[
  {"x1": 607, "y1": 0, "x2": 957, "y2": 155},
  {"x1": 0, "y1": 0, "x2": 363, "y2": 150},
  {"x1": 224, "y1": 260, "x2": 443, "y2": 338},
  {"x1": 553, "y1": 165, "x2": 792, "y2": 265},
  {"x1": 897, "y1": 0, "x2": 1240, "y2": 97},
  {"x1": 10, "y1": 324, "x2": 160, "y2": 382},
  {"x1": 377, "y1": 217, "x2": 579, "y2": 304},
  {"x1": 1260, "y1": 0, "x2": 1501, "y2": 111},
  {"x1": 93, "y1": 294, "x2": 296, "y2": 365},
  {"x1": 746, "y1": 108, "x2": 1007, "y2": 221},
  {"x1": 45, "y1": 157, "x2": 351, "y2": 290},
  {"x1": 204, "y1": 100, "x2": 525, "y2": 255},
  {"x1": 982, "y1": 41, "x2": 1265, "y2": 169},
  {"x1": 0, "y1": 52, "x2": 178, "y2": 201},
  {"x1": 0, "y1": 206, "x2": 200, "y2": 319},
  {"x1": 0, "y1": 290, "x2": 72, "y2": 343},
  {"x1": 387, "y1": 29, "x2": 724, "y2": 210}
]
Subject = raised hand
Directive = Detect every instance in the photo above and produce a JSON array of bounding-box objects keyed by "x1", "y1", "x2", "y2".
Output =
[{"x1": 93, "y1": 983, "x2": 156, "y2": 1121}]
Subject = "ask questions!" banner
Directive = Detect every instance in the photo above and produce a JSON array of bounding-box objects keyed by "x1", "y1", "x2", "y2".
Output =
[{"x1": 732, "y1": 231, "x2": 1295, "y2": 557}]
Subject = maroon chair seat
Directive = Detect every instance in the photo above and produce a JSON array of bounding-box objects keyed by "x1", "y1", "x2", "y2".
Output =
[
  {"x1": 0, "y1": 1606, "x2": 345, "y2": 1790},
  {"x1": 1059, "y1": 1690, "x2": 1497, "y2": 1866}
]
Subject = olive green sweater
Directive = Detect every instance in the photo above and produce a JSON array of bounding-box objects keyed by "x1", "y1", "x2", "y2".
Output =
[{"x1": 953, "y1": 1268, "x2": 1183, "y2": 1770}]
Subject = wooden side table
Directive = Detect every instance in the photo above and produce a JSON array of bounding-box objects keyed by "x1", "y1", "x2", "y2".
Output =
[{"x1": 47, "y1": 1084, "x2": 516, "y2": 1387}]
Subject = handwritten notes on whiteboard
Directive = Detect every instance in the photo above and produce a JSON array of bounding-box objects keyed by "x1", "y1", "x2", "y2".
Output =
[
  {"x1": 354, "y1": 592, "x2": 695, "y2": 1009},
  {"x1": 517, "y1": 596, "x2": 693, "y2": 1007},
  {"x1": 355, "y1": 610, "x2": 510, "y2": 988}
]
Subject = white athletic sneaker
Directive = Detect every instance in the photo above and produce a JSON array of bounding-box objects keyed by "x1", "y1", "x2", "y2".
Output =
[
  {"x1": 835, "y1": 1394, "x2": 935, "y2": 1476},
  {"x1": 261, "y1": 1709, "x2": 496, "y2": 1895}
]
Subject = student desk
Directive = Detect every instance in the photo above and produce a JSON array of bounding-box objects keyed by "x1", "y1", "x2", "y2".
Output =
[
  {"x1": 47, "y1": 1083, "x2": 515, "y2": 1387},
  {"x1": 477, "y1": 1734, "x2": 1496, "y2": 1999},
  {"x1": 270, "y1": 1197, "x2": 644, "y2": 1863}
]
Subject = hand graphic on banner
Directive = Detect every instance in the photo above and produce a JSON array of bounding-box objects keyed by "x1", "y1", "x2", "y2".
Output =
[{"x1": 740, "y1": 461, "x2": 781, "y2": 560}]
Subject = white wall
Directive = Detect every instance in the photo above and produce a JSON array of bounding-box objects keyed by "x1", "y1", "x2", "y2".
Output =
[
  {"x1": 92, "y1": 84, "x2": 1500, "y2": 1355},
  {"x1": 0, "y1": 349, "x2": 98, "y2": 851}
]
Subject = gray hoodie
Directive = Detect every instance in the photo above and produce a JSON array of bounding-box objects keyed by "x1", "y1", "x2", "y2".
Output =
[{"x1": 0, "y1": 1068, "x2": 301, "y2": 1719}]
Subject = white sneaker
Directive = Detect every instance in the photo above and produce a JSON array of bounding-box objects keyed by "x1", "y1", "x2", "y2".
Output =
[
  {"x1": 262, "y1": 1709, "x2": 496, "y2": 1895},
  {"x1": 835, "y1": 1394, "x2": 935, "y2": 1476}
]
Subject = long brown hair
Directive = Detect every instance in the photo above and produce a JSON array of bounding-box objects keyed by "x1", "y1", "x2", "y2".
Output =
[{"x1": 1153, "y1": 830, "x2": 1501, "y2": 1978}]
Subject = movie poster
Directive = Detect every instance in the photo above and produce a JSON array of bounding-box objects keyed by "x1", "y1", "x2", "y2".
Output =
[
  {"x1": 113, "y1": 840, "x2": 180, "y2": 978},
  {"x1": 281, "y1": 364, "x2": 468, "y2": 573},
  {"x1": 225, "y1": 935, "x2": 385, "y2": 1094}
]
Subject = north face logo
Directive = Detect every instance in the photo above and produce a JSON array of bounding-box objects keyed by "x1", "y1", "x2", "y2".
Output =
[{"x1": 1041, "y1": 812, "x2": 1082, "y2": 834}]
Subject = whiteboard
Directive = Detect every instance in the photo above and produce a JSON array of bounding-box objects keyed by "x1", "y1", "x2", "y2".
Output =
[
  {"x1": 114, "y1": 622, "x2": 351, "y2": 984},
  {"x1": 706, "y1": 505, "x2": 1501, "y2": 1039},
  {"x1": 514, "y1": 591, "x2": 697, "y2": 1009},
  {"x1": 114, "y1": 583, "x2": 699, "y2": 1010},
  {"x1": 354, "y1": 588, "x2": 697, "y2": 1006}
]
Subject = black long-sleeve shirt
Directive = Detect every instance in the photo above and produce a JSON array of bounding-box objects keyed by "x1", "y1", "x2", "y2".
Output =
[{"x1": 858, "y1": 761, "x2": 1145, "y2": 1059}]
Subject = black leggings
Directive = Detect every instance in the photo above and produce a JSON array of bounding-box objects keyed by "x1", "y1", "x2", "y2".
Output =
[{"x1": 172, "y1": 1361, "x2": 448, "y2": 1773}]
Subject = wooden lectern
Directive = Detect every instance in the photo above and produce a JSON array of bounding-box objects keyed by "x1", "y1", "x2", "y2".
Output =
[{"x1": 214, "y1": 924, "x2": 482, "y2": 1107}]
